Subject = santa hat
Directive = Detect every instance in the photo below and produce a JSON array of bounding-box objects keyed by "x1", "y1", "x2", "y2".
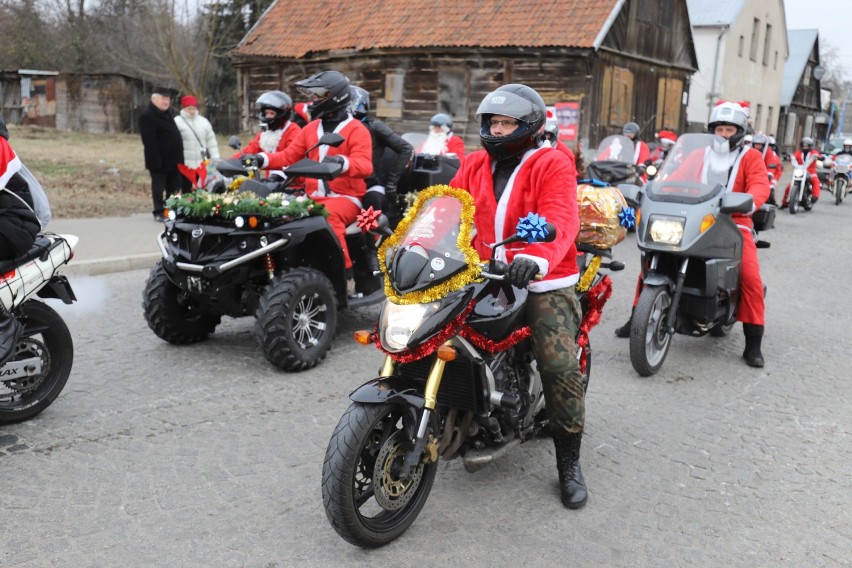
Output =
[
  {"x1": 714, "y1": 99, "x2": 750, "y2": 116},
  {"x1": 658, "y1": 130, "x2": 677, "y2": 142},
  {"x1": 181, "y1": 95, "x2": 198, "y2": 109},
  {"x1": 294, "y1": 102, "x2": 310, "y2": 122}
]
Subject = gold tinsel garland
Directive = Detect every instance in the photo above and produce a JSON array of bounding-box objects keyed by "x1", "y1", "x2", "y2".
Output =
[
  {"x1": 575, "y1": 255, "x2": 602, "y2": 292},
  {"x1": 377, "y1": 185, "x2": 482, "y2": 305}
]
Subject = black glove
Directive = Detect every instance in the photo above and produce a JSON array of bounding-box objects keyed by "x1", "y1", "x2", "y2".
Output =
[
  {"x1": 507, "y1": 257, "x2": 539, "y2": 288},
  {"x1": 385, "y1": 183, "x2": 397, "y2": 197},
  {"x1": 241, "y1": 154, "x2": 264, "y2": 169},
  {"x1": 322, "y1": 155, "x2": 345, "y2": 167}
]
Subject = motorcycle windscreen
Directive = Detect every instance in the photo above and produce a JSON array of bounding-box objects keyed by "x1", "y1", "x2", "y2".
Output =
[
  {"x1": 834, "y1": 154, "x2": 852, "y2": 171},
  {"x1": 645, "y1": 133, "x2": 727, "y2": 205},
  {"x1": 593, "y1": 135, "x2": 635, "y2": 163},
  {"x1": 387, "y1": 195, "x2": 469, "y2": 293}
]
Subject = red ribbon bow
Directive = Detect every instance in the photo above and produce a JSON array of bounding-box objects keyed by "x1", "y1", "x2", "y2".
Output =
[{"x1": 356, "y1": 206, "x2": 382, "y2": 232}]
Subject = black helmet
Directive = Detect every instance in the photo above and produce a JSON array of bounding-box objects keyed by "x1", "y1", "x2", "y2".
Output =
[
  {"x1": 477, "y1": 83, "x2": 546, "y2": 161},
  {"x1": 255, "y1": 91, "x2": 292, "y2": 131},
  {"x1": 430, "y1": 113, "x2": 453, "y2": 130},
  {"x1": 349, "y1": 86, "x2": 370, "y2": 119},
  {"x1": 622, "y1": 122, "x2": 640, "y2": 138},
  {"x1": 296, "y1": 70, "x2": 351, "y2": 120}
]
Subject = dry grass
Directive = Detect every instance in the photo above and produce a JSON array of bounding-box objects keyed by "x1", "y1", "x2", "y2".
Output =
[{"x1": 7, "y1": 125, "x2": 239, "y2": 219}]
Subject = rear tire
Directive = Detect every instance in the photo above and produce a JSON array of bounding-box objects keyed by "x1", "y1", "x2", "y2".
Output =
[
  {"x1": 0, "y1": 302, "x2": 73, "y2": 425},
  {"x1": 629, "y1": 285, "x2": 673, "y2": 376},
  {"x1": 256, "y1": 267, "x2": 337, "y2": 372},
  {"x1": 322, "y1": 402, "x2": 437, "y2": 548},
  {"x1": 709, "y1": 321, "x2": 735, "y2": 337},
  {"x1": 142, "y1": 262, "x2": 221, "y2": 344}
]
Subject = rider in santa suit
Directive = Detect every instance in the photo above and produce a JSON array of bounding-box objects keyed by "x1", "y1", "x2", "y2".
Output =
[
  {"x1": 246, "y1": 71, "x2": 373, "y2": 273},
  {"x1": 781, "y1": 136, "x2": 821, "y2": 206},
  {"x1": 234, "y1": 91, "x2": 301, "y2": 180},
  {"x1": 450, "y1": 83, "x2": 590, "y2": 511},
  {"x1": 622, "y1": 121, "x2": 651, "y2": 182},
  {"x1": 751, "y1": 133, "x2": 781, "y2": 205}
]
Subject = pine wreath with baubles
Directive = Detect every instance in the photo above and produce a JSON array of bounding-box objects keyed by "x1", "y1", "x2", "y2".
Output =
[{"x1": 166, "y1": 190, "x2": 328, "y2": 222}]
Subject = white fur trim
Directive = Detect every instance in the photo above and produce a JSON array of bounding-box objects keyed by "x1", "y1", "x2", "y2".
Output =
[
  {"x1": 513, "y1": 253, "x2": 549, "y2": 276},
  {"x1": 340, "y1": 154, "x2": 350, "y2": 173},
  {"x1": 528, "y1": 272, "x2": 579, "y2": 293}
]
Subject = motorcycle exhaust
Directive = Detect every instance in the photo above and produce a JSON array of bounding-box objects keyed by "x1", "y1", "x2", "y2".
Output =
[{"x1": 462, "y1": 438, "x2": 521, "y2": 473}]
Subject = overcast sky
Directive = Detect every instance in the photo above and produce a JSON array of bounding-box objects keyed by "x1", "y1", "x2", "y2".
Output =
[{"x1": 784, "y1": 0, "x2": 852, "y2": 78}]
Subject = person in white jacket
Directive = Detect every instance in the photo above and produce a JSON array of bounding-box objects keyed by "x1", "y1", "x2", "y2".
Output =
[{"x1": 175, "y1": 95, "x2": 220, "y2": 170}]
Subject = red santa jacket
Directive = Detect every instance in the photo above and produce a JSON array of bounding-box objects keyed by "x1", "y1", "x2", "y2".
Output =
[
  {"x1": 265, "y1": 118, "x2": 372, "y2": 199},
  {"x1": 764, "y1": 148, "x2": 782, "y2": 179},
  {"x1": 450, "y1": 147, "x2": 580, "y2": 292},
  {"x1": 235, "y1": 121, "x2": 301, "y2": 157},
  {"x1": 671, "y1": 146, "x2": 770, "y2": 230},
  {"x1": 633, "y1": 140, "x2": 651, "y2": 166},
  {"x1": 446, "y1": 134, "x2": 466, "y2": 158},
  {"x1": 555, "y1": 140, "x2": 577, "y2": 170},
  {"x1": 791, "y1": 149, "x2": 820, "y2": 174}
]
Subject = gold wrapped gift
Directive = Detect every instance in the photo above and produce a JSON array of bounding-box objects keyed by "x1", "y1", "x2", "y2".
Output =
[{"x1": 576, "y1": 184, "x2": 628, "y2": 249}]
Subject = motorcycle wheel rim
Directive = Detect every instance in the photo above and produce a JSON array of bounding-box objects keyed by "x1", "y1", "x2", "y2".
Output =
[{"x1": 644, "y1": 291, "x2": 671, "y2": 367}]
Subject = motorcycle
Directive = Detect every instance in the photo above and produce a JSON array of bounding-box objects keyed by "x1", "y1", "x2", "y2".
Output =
[
  {"x1": 142, "y1": 133, "x2": 386, "y2": 373},
  {"x1": 618, "y1": 133, "x2": 773, "y2": 377},
  {"x1": 321, "y1": 186, "x2": 622, "y2": 547},
  {"x1": 826, "y1": 154, "x2": 852, "y2": 205},
  {"x1": 0, "y1": 233, "x2": 78, "y2": 424},
  {"x1": 787, "y1": 152, "x2": 818, "y2": 214},
  {"x1": 586, "y1": 134, "x2": 644, "y2": 186}
]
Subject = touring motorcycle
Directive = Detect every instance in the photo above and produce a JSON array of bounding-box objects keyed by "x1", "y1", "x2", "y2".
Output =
[
  {"x1": 142, "y1": 133, "x2": 385, "y2": 372},
  {"x1": 618, "y1": 133, "x2": 774, "y2": 376},
  {"x1": 0, "y1": 233, "x2": 78, "y2": 424},
  {"x1": 321, "y1": 186, "x2": 621, "y2": 547}
]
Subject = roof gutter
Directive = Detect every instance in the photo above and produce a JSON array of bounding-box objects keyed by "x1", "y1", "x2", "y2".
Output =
[
  {"x1": 707, "y1": 25, "x2": 730, "y2": 123},
  {"x1": 593, "y1": 0, "x2": 627, "y2": 51}
]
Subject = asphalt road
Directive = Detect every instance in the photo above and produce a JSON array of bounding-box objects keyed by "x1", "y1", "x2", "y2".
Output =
[{"x1": 2, "y1": 186, "x2": 851, "y2": 567}]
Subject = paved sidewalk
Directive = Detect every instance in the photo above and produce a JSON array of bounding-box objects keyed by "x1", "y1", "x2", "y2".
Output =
[{"x1": 47, "y1": 213, "x2": 165, "y2": 276}]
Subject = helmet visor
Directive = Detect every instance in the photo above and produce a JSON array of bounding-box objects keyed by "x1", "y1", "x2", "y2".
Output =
[
  {"x1": 476, "y1": 90, "x2": 540, "y2": 123},
  {"x1": 298, "y1": 85, "x2": 330, "y2": 101}
]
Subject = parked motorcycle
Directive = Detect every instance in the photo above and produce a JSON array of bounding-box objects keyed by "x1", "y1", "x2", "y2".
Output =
[
  {"x1": 321, "y1": 186, "x2": 621, "y2": 547},
  {"x1": 826, "y1": 154, "x2": 851, "y2": 205},
  {"x1": 0, "y1": 233, "x2": 78, "y2": 424},
  {"x1": 787, "y1": 152, "x2": 819, "y2": 214},
  {"x1": 142, "y1": 133, "x2": 385, "y2": 373},
  {"x1": 618, "y1": 133, "x2": 774, "y2": 377},
  {"x1": 585, "y1": 134, "x2": 644, "y2": 185}
]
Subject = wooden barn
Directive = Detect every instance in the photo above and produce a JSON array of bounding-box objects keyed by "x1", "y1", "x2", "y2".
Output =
[{"x1": 230, "y1": 0, "x2": 697, "y2": 157}]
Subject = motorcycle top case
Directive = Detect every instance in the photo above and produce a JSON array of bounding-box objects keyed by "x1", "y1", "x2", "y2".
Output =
[{"x1": 752, "y1": 203, "x2": 775, "y2": 232}]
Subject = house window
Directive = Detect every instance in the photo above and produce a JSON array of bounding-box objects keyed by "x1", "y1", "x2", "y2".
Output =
[
  {"x1": 755, "y1": 104, "x2": 763, "y2": 132},
  {"x1": 750, "y1": 18, "x2": 759, "y2": 61},
  {"x1": 766, "y1": 106, "x2": 774, "y2": 134},
  {"x1": 438, "y1": 68, "x2": 469, "y2": 127},
  {"x1": 738, "y1": 36, "x2": 744, "y2": 57},
  {"x1": 655, "y1": 77, "x2": 683, "y2": 130},
  {"x1": 784, "y1": 112, "x2": 797, "y2": 146},
  {"x1": 774, "y1": 51, "x2": 778, "y2": 69},
  {"x1": 763, "y1": 24, "x2": 772, "y2": 66},
  {"x1": 599, "y1": 66, "x2": 634, "y2": 127},
  {"x1": 803, "y1": 64, "x2": 812, "y2": 86},
  {"x1": 376, "y1": 71, "x2": 404, "y2": 119}
]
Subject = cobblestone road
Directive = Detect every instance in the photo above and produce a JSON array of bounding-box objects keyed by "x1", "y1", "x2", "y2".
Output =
[{"x1": 2, "y1": 189, "x2": 851, "y2": 567}]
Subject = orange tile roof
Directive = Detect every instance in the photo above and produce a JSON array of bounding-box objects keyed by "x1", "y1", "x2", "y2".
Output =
[{"x1": 234, "y1": 0, "x2": 622, "y2": 59}]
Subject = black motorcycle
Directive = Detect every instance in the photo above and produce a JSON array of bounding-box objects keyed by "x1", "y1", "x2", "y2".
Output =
[
  {"x1": 321, "y1": 186, "x2": 621, "y2": 547},
  {"x1": 142, "y1": 133, "x2": 385, "y2": 372}
]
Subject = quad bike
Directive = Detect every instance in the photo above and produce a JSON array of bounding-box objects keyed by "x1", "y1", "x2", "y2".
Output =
[{"x1": 142, "y1": 133, "x2": 385, "y2": 372}]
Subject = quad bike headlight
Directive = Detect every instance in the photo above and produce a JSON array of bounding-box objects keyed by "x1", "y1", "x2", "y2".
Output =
[
  {"x1": 648, "y1": 215, "x2": 685, "y2": 245},
  {"x1": 379, "y1": 300, "x2": 441, "y2": 352}
]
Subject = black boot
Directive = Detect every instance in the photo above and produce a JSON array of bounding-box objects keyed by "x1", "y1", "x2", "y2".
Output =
[
  {"x1": 0, "y1": 311, "x2": 22, "y2": 366},
  {"x1": 743, "y1": 323, "x2": 765, "y2": 368},
  {"x1": 553, "y1": 433, "x2": 588, "y2": 509},
  {"x1": 614, "y1": 308, "x2": 634, "y2": 338}
]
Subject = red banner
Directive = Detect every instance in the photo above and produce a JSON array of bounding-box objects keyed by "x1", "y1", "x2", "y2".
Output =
[{"x1": 555, "y1": 102, "x2": 580, "y2": 142}]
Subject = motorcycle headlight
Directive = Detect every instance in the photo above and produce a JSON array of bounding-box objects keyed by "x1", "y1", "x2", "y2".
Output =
[
  {"x1": 648, "y1": 215, "x2": 685, "y2": 245},
  {"x1": 379, "y1": 300, "x2": 442, "y2": 352}
]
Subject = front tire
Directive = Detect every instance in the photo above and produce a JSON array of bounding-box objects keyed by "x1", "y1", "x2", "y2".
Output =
[
  {"x1": 629, "y1": 285, "x2": 673, "y2": 376},
  {"x1": 142, "y1": 262, "x2": 221, "y2": 344},
  {"x1": 789, "y1": 181, "x2": 800, "y2": 214},
  {"x1": 322, "y1": 402, "x2": 438, "y2": 548},
  {"x1": 709, "y1": 321, "x2": 735, "y2": 337},
  {"x1": 0, "y1": 302, "x2": 73, "y2": 425},
  {"x1": 255, "y1": 267, "x2": 337, "y2": 372},
  {"x1": 835, "y1": 179, "x2": 845, "y2": 205}
]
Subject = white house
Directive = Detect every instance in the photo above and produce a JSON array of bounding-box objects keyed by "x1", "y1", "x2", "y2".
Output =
[{"x1": 685, "y1": 0, "x2": 788, "y2": 133}]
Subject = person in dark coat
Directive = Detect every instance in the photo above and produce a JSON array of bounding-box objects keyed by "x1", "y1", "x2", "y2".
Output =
[
  {"x1": 0, "y1": 115, "x2": 40, "y2": 364},
  {"x1": 139, "y1": 87, "x2": 184, "y2": 220}
]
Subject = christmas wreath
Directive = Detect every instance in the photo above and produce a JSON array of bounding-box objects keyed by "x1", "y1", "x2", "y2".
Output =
[{"x1": 165, "y1": 190, "x2": 327, "y2": 222}]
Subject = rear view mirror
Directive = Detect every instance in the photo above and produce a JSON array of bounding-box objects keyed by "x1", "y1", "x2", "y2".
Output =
[{"x1": 720, "y1": 192, "x2": 753, "y2": 214}]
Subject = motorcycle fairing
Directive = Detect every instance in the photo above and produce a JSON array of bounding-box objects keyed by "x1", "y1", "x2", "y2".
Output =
[{"x1": 466, "y1": 279, "x2": 529, "y2": 342}]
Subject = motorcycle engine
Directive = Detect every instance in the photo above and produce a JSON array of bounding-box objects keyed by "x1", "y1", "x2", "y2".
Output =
[{"x1": 484, "y1": 348, "x2": 531, "y2": 436}]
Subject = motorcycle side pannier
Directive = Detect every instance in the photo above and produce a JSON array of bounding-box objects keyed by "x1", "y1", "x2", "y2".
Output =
[
  {"x1": 752, "y1": 204, "x2": 776, "y2": 231},
  {"x1": 576, "y1": 183, "x2": 628, "y2": 249}
]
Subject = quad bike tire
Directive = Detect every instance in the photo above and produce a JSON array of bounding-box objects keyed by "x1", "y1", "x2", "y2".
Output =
[
  {"x1": 0, "y1": 301, "x2": 73, "y2": 425},
  {"x1": 629, "y1": 285, "x2": 673, "y2": 377},
  {"x1": 256, "y1": 267, "x2": 338, "y2": 372},
  {"x1": 142, "y1": 262, "x2": 221, "y2": 344}
]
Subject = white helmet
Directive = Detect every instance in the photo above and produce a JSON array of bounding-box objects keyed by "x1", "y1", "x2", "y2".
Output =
[{"x1": 708, "y1": 100, "x2": 749, "y2": 152}]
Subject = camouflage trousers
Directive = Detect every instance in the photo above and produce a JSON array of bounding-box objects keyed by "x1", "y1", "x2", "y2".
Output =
[{"x1": 525, "y1": 287, "x2": 585, "y2": 435}]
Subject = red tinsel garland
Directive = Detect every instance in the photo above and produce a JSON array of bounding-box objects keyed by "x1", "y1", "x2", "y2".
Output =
[
  {"x1": 373, "y1": 302, "x2": 475, "y2": 363},
  {"x1": 459, "y1": 324, "x2": 532, "y2": 352},
  {"x1": 577, "y1": 275, "x2": 613, "y2": 374}
]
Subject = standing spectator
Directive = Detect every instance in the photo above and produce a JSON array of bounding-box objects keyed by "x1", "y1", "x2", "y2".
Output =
[
  {"x1": 139, "y1": 87, "x2": 184, "y2": 221},
  {"x1": 419, "y1": 113, "x2": 465, "y2": 159},
  {"x1": 175, "y1": 95, "x2": 220, "y2": 170}
]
